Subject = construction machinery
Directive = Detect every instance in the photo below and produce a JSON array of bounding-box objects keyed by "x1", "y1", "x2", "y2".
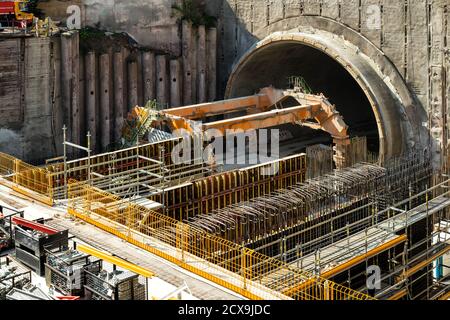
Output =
[
  {"x1": 129, "y1": 86, "x2": 351, "y2": 168},
  {"x1": 0, "y1": 1, "x2": 34, "y2": 28},
  {"x1": 0, "y1": 216, "x2": 10, "y2": 251},
  {"x1": 32, "y1": 16, "x2": 58, "y2": 37}
]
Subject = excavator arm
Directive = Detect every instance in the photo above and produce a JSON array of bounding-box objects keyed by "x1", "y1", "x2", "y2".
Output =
[
  {"x1": 125, "y1": 87, "x2": 352, "y2": 168},
  {"x1": 156, "y1": 87, "x2": 351, "y2": 168}
]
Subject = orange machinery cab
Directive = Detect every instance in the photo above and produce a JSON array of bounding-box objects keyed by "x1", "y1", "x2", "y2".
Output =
[{"x1": 0, "y1": 1, "x2": 34, "y2": 27}]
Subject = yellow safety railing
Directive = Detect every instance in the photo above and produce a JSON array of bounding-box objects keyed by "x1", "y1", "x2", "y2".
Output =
[
  {"x1": 0, "y1": 152, "x2": 16, "y2": 175},
  {"x1": 0, "y1": 152, "x2": 54, "y2": 206},
  {"x1": 67, "y1": 181, "x2": 375, "y2": 301}
]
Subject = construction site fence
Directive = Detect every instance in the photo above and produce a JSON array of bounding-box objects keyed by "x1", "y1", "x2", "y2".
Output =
[
  {"x1": 67, "y1": 181, "x2": 374, "y2": 300},
  {"x1": 45, "y1": 138, "x2": 182, "y2": 197},
  {"x1": 0, "y1": 152, "x2": 54, "y2": 206}
]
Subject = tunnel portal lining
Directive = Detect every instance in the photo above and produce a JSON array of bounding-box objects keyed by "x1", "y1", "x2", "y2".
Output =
[{"x1": 226, "y1": 31, "x2": 415, "y2": 161}]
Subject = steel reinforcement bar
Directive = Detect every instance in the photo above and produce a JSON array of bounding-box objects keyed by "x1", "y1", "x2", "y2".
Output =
[
  {"x1": 186, "y1": 151, "x2": 432, "y2": 248},
  {"x1": 187, "y1": 163, "x2": 387, "y2": 245}
]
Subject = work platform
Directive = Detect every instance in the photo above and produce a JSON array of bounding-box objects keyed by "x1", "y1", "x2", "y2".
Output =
[{"x1": 295, "y1": 195, "x2": 450, "y2": 278}]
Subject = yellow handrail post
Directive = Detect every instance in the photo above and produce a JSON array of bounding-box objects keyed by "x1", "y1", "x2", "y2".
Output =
[
  {"x1": 127, "y1": 205, "x2": 132, "y2": 238},
  {"x1": 13, "y1": 159, "x2": 19, "y2": 184},
  {"x1": 184, "y1": 224, "x2": 189, "y2": 261},
  {"x1": 324, "y1": 280, "x2": 330, "y2": 300},
  {"x1": 47, "y1": 173, "x2": 53, "y2": 202},
  {"x1": 67, "y1": 181, "x2": 72, "y2": 211},
  {"x1": 242, "y1": 248, "x2": 247, "y2": 290},
  {"x1": 87, "y1": 183, "x2": 92, "y2": 214},
  {"x1": 176, "y1": 222, "x2": 185, "y2": 262}
]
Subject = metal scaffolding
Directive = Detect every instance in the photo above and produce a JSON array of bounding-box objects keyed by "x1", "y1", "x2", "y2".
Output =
[{"x1": 186, "y1": 151, "x2": 432, "y2": 250}]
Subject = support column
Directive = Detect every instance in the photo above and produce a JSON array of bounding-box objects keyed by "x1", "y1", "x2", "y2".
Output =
[
  {"x1": 61, "y1": 32, "x2": 73, "y2": 144},
  {"x1": 197, "y1": 25, "x2": 207, "y2": 103},
  {"x1": 122, "y1": 47, "x2": 130, "y2": 113},
  {"x1": 182, "y1": 21, "x2": 193, "y2": 105},
  {"x1": 136, "y1": 50, "x2": 144, "y2": 106},
  {"x1": 207, "y1": 28, "x2": 217, "y2": 101},
  {"x1": 51, "y1": 37, "x2": 63, "y2": 155},
  {"x1": 113, "y1": 51, "x2": 125, "y2": 143},
  {"x1": 156, "y1": 55, "x2": 169, "y2": 106},
  {"x1": 85, "y1": 52, "x2": 97, "y2": 153},
  {"x1": 128, "y1": 61, "x2": 139, "y2": 109},
  {"x1": 71, "y1": 32, "x2": 80, "y2": 149},
  {"x1": 99, "y1": 53, "x2": 112, "y2": 151},
  {"x1": 170, "y1": 59, "x2": 182, "y2": 107},
  {"x1": 429, "y1": 1, "x2": 447, "y2": 169},
  {"x1": 142, "y1": 51, "x2": 156, "y2": 103}
]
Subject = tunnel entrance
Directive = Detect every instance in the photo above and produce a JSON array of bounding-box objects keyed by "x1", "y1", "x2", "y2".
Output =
[{"x1": 226, "y1": 40, "x2": 387, "y2": 155}]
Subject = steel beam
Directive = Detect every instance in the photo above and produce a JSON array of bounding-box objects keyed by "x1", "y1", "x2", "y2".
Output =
[
  {"x1": 387, "y1": 289, "x2": 408, "y2": 300},
  {"x1": 403, "y1": 244, "x2": 450, "y2": 278},
  {"x1": 319, "y1": 235, "x2": 408, "y2": 279},
  {"x1": 163, "y1": 95, "x2": 271, "y2": 119},
  {"x1": 77, "y1": 244, "x2": 155, "y2": 278},
  {"x1": 202, "y1": 104, "x2": 321, "y2": 133},
  {"x1": 12, "y1": 217, "x2": 59, "y2": 235}
]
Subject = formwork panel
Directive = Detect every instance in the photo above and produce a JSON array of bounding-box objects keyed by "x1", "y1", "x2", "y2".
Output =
[{"x1": 151, "y1": 154, "x2": 307, "y2": 221}]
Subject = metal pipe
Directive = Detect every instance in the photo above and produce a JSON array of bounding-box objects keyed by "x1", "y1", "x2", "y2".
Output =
[{"x1": 63, "y1": 125, "x2": 67, "y2": 198}]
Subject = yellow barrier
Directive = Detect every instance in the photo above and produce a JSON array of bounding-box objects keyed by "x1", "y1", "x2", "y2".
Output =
[
  {"x1": 0, "y1": 152, "x2": 15, "y2": 175},
  {"x1": 77, "y1": 244, "x2": 154, "y2": 278},
  {"x1": 67, "y1": 181, "x2": 375, "y2": 301},
  {"x1": 0, "y1": 152, "x2": 54, "y2": 206}
]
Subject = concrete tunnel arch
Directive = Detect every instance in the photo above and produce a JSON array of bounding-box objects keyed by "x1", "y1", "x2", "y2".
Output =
[{"x1": 225, "y1": 30, "x2": 421, "y2": 162}]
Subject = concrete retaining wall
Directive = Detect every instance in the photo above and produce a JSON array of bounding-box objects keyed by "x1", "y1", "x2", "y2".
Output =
[{"x1": 0, "y1": 36, "x2": 61, "y2": 163}]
